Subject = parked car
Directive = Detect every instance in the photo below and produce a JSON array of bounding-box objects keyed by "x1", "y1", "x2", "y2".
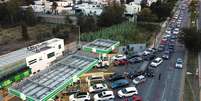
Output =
[
  {"x1": 145, "y1": 69, "x2": 155, "y2": 78},
  {"x1": 150, "y1": 57, "x2": 163, "y2": 67},
  {"x1": 133, "y1": 75, "x2": 146, "y2": 85},
  {"x1": 175, "y1": 58, "x2": 183, "y2": 69},
  {"x1": 118, "y1": 87, "x2": 138, "y2": 98},
  {"x1": 112, "y1": 54, "x2": 127, "y2": 61},
  {"x1": 94, "y1": 91, "x2": 115, "y2": 101},
  {"x1": 162, "y1": 51, "x2": 170, "y2": 60},
  {"x1": 114, "y1": 59, "x2": 129, "y2": 66},
  {"x1": 129, "y1": 57, "x2": 143, "y2": 64},
  {"x1": 87, "y1": 75, "x2": 104, "y2": 83},
  {"x1": 108, "y1": 73, "x2": 125, "y2": 81},
  {"x1": 132, "y1": 95, "x2": 143, "y2": 101},
  {"x1": 89, "y1": 83, "x2": 108, "y2": 93},
  {"x1": 111, "y1": 79, "x2": 129, "y2": 89},
  {"x1": 126, "y1": 71, "x2": 144, "y2": 79},
  {"x1": 69, "y1": 92, "x2": 90, "y2": 101}
]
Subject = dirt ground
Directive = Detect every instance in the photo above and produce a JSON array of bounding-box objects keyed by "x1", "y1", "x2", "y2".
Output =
[{"x1": 0, "y1": 24, "x2": 76, "y2": 55}]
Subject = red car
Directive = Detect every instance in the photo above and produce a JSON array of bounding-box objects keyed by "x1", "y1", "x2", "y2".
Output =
[
  {"x1": 113, "y1": 59, "x2": 128, "y2": 66},
  {"x1": 124, "y1": 95, "x2": 142, "y2": 101}
]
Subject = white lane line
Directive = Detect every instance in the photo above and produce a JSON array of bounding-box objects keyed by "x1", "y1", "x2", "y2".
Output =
[{"x1": 161, "y1": 71, "x2": 171, "y2": 101}]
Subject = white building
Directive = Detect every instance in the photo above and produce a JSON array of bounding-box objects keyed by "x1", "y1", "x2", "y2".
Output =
[
  {"x1": 0, "y1": 38, "x2": 64, "y2": 77},
  {"x1": 74, "y1": 3, "x2": 103, "y2": 16},
  {"x1": 125, "y1": 2, "x2": 141, "y2": 16},
  {"x1": 26, "y1": 38, "x2": 64, "y2": 74}
]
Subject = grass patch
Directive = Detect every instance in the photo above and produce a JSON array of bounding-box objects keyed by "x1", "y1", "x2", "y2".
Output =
[
  {"x1": 80, "y1": 22, "x2": 160, "y2": 45},
  {"x1": 184, "y1": 52, "x2": 199, "y2": 101}
]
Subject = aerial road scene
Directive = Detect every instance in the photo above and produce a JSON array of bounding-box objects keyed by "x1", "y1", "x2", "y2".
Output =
[{"x1": 0, "y1": 0, "x2": 200, "y2": 101}]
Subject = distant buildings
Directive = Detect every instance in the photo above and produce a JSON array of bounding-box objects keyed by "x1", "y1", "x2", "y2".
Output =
[{"x1": 27, "y1": 0, "x2": 157, "y2": 16}]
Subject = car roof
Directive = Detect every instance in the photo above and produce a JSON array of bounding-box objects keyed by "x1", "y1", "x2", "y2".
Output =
[
  {"x1": 125, "y1": 87, "x2": 137, "y2": 92},
  {"x1": 95, "y1": 83, "x2": 105, "y2": 87},
  {"x1": 76, "y1": 92, "x2": 88, "y2": 95},
  {"x1": 155, "y1": 57, "x2": 162, "y2": 61},
  {"x1": 137, "y1": 75, "x2": 145, "y2": 79},
  {"x1": 177, "y1": 58, "x2": 182, "y2": 62},
  {"x1": 102, "y1": 91, "x2": 113, "y2": 95},
  {"x1": 113, "y1": 79, "x2": 128, "y2": 83}
]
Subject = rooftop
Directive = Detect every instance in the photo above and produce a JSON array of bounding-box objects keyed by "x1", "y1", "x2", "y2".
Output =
[
  {"x1": 0, "y1": 38, "x2": 63, "y2": 76},
  {"x1": 82, "y1": 39, "x2": 120, "y2": 54},
  {"x1": 9, "y1": 54, "x2": 98, "y2": 101}
]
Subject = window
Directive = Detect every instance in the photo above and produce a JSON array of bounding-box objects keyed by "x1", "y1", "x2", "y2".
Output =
[
  {"x1": 28, "y1": 59, "x2": 37, "y2": 65},
  {"x1": 47, "y1": 52, "x2": 55, "y2": 58},
  {"x1": 58, "y1": 45, "x2": 61, "y2": 49}
]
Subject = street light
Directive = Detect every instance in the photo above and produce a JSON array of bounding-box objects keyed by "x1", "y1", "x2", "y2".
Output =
[{"x1": 76, "y1": 25, "x2": 81, "y2": 49}]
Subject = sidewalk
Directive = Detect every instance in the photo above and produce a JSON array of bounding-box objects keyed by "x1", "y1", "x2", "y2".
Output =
[{"x1": 198, "y1": 53, "x2": 201, "y2": 101}]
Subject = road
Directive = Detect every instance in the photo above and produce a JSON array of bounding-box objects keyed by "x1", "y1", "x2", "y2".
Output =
[{"x1": 138, "y1": 1, "x2": 189, "y2": 101}]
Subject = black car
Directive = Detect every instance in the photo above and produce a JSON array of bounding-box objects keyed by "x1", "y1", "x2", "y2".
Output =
[
  {"x1": 158, "y1": 45, "x2": 165, "y2": 52},
  {"x1": 143, "y1": 53, "x2": 156, "y2": 61},
  {"x1": 126, "y1": 71, "x2": 144, "y2": 79},
  {"x1": 162, "y1": 51, "x2": 170, "y2": 59},
  {"x1": 145, "y1": 69, "x2": 155, "y2": 78},
  {"x1": 129, "y1": 57, "x2": 143, "y2": 64},
  {"x1": 108, "y1": 73, "x2": 125, "y2": 81}
]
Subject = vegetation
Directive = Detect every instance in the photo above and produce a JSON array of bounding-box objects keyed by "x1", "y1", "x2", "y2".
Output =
[
  {"x1": 178, "y1": 27, "x2": 201, "y2": 52},
  {"x1": 138, "y1": 0, "x2": 177, "y2": 22},
  {"x1": 80, "y1": 22, "x2": 160, "y2": 45},
  {"x1": 97, "y1": 1, "x2": 126, "y2": 27},
  {"x1": 77, "y1": 15, "x2": 97, "y2": 33}
]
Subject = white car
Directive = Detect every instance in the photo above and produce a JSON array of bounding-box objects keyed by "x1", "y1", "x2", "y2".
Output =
[
  {"x1": 150, "y1": 57, "x2": 163, "y2": 67},
  {"x1": 69, "y1": 92, "x2": 90, "y2": 101},
  {"x1": 112, "y1": 54, "x2": 126, "y2": 61},
  {"x1": 173, "y1": 28, "x2": 180, "y2": 34},
  {"x1": 143, "y1": 48, "x2": 154, "y2": 55},
  {"x1": 94, "y1": 91, "x2": 115, "y2": 101},
  {"x1": 175, "y1": 58, "x2": 183, "y2": 69},
  {"x1": 89, "y1": 83, "x2": 108, "y2": 93},
  {"x1": 118, "y1": 87, "x2": 138, "y2": 98},
  {"x1": 133, "y1": 75, "x2": 146, "y2": 85}
]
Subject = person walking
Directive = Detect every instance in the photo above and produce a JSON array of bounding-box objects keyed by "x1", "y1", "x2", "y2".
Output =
[{"x1": 158, "y1": 73, "x2": 161, "y2": 80}]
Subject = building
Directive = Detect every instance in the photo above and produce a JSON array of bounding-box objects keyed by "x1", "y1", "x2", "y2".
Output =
[
  {"x1": 0, "y1": 38, "x2": 64, "y2": 89},
  {"x1": 74, "y1": 3, "x2": 103, "y2": 16},
  {"x1": 8, "y1": 54, "x2": 98, "y2": 101},
  {"x1": 26, "y1": 38, "x2": 64, "y2": 74},
  {"x1": 124, "y1": 2, "x2": 141, "y2": 16}
]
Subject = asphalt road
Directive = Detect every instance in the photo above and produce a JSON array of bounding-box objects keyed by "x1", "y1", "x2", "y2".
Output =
[{"x1": 109, "y1": 1, "x2": 189, "y2": 101}]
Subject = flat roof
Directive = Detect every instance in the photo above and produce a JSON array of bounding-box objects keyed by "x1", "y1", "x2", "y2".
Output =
[
  {"x1": 0, "y1": 38, "x2": 63, "y2": 76},
  {"x1": 82, "y1": 39, "x2": 120, "y2": 54},
  {"x1": 9, "y1": 54, "x2": 98, "y2": 101}
]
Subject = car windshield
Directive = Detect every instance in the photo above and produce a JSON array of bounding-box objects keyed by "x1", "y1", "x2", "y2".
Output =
[
  {"x1": 122, "y1": 88, "x2": 128, "y2": 94},
  {"x1": 75, "y1": 92, "x2": 87, "y2": 98},
  {"x1": 177, "y1": 60, "x2": 182, "y2": 64},
  {"x1": 98, "y1": 92, "x2": 104, "y2": 97},
  {"x1": 135, "y1": 77, "x2": 141, "y2": 81}
]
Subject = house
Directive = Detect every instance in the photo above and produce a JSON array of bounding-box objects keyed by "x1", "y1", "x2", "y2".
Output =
[
  {"x1": 124, "y1": 2, "x2": 141, "y2": 16},
  {"x1": 74, "y1": 3, "x2": 103, "y2": 16},
  {"x1": 26, "y1": 38, "x2": 64, "y2": 74}
]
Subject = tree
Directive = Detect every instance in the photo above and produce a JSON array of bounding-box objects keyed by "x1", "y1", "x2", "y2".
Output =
[
  {"x1": 98, "y1": 1, "x2": 126, "y2": 27},
  {"x1": 20, "y1": 7, "x2": 37, "y2": 26},
  {"x1": 21, "y1": 22, "x2": 29, "y2": 40},
  {"x1": 137, "y1": 7, "x2": 158, "y2": 22},
  {"x1": 77, "y1": 15, "x2": 97, "y2": 33},
  {"x1": 140, "y1": 0, "x2": 148, "y2": 8},
  {"x1": 178, "y1": 27, "x2": 201, "y2": 52},
  {"x1": 150, "y1": 0, "x2": 171, "y2": 21},
  {"x1": 52, "y1": 1, "x2": 58, "y2": 14}
]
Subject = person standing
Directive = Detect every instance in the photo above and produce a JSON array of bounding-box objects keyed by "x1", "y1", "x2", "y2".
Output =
[{"x1": 158, "y1": 73, "x2": 161, "y2": 80}]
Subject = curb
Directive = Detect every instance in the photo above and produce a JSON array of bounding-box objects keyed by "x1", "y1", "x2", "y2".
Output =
[{"x1": 179, "y1": 50, "x2": 188, "y2": 101}]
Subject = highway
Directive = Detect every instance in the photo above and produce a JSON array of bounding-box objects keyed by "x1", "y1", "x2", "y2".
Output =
[{"x1": 138, "y1": 1, "x2": 189, "y2": 101}]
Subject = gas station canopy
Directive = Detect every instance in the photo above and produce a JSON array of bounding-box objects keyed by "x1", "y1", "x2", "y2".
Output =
[
  {"x1": 82, "y1": 39, "x2": 120, "y2": 54},
  {"x1": 8, "y1": 54, "x2": 98, "y2": 101}
]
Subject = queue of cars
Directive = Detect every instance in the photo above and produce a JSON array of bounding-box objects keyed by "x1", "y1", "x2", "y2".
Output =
[{"x1": 68, "y1": 2, "x2": 187, "y2": 101}]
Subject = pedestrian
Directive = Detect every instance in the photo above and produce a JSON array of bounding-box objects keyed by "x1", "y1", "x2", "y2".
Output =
[{"x1": 158, "y1": 73, "x2": 161, "y2": 80}]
